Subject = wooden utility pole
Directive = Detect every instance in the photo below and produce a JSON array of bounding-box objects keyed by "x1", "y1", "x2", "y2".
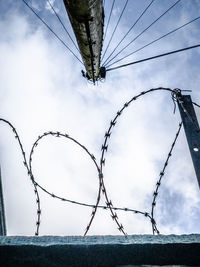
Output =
[
  {"x1": 178, "y1": 94, "x2": 200, "y2": 189},
  {"x1": 0, "y1": 167, "x2": 6, "y2": 235}
]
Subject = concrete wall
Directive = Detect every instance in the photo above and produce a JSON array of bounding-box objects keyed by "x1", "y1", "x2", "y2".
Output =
[{"x1": 0, "y1": 235, "x2": 199, "y2": 266}]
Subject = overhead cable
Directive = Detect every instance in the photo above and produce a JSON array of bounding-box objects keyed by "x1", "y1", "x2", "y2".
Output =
[
  {"x1": 102, "y1": 0, "x2": 156, "y2": 66},
  {"x1": 104, "y1": 0, "x2": 181, "y2": 67},
  {"x1": 106, "y1": 15, "x2": 200, "y2": 68},
  {"x1": 46, "y1": 0, "x2": 80, "y2": 54},
  {"x1": 103, "y1": 0, "x2": 116, "y2": 44},
  {"x1": 22, "y1": 0, "x2": 83, "y2": 64},
  {"x1": 106, "y1": 44, "x2": 200, "y2": 71},
  {"x1": 101, "y1": 0, "x2": 129, "y2": 62}
]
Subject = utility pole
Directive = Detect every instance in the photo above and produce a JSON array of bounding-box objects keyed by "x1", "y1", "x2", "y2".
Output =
[
  {"x1": 63, "y1": 0, "x2": 104, "y2": 82},
  {"x1": 177, "y1": 94, "x2": 200, "y2": 189},
  {"x1": 0, "y1": 166, "x2": 6, "y2": 235}
]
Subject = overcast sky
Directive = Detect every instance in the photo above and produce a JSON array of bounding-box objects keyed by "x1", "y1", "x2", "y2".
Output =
[{"x1": 0, "y1": 0, "x2": 200, "y2": 236}]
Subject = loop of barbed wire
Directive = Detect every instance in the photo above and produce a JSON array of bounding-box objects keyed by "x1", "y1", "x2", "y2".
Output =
[
  {"x1": 0, "y1": 87, "x2": 189, "y2": 236},
  {"x1": 29, "y1": 131, "x2": 102, "y2": 236},
  {"x1": 0, "y1": 118, "x2": 155, "y2": 236},
  {"x1": 0, "y1": 119, "x2": 41, "y2": 236},
  {"x1": 151, "y1": 122, "x2": 182, "y2": 234}
]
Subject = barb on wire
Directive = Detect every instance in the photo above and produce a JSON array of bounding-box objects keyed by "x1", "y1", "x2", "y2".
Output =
[
  {"x1": 151, "y1": 122, "x2": 182, "y2": 234},
  {"x1": 0, "y1": 119, "x2": 41, "y2": 236},
  {"x1": 28, "y1": 131, "x2": 102, "y2": 236},
  {"x1": 99, "y1": 87, "x2": 182, "y2": 235},
  {"x1": 29, "y1": 131, "x2": 157, "y2": 234},
  {"x1": 1, "y1": 87, "x2": 191, "y2": 236}
]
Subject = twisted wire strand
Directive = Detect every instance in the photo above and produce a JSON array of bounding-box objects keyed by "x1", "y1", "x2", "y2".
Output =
[
  {"x1": 172, "y1": 89, "x2": 200, "y2": 131},
  {"x1": 0, "y1": 119, "x2": 41, "y2": 236},
  {"x1": 0, "y1": 119, "x2": 156, "y2": 235}
]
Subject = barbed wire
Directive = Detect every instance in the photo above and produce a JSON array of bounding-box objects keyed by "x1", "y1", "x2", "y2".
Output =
[
  {"x1": 0, "y1": 119, "x2": 41, "y2": 236},
  {"x1": 0, "y1": 87, "x2": 189, "y2": 236},
  {"x1": 151, "y1": 122, "x2": 182, "y2": 234},
  {"x1": 0, "y1": 119, "x2": 157, "y2": 235},
  {"x1": 98, "y1": 87, "x2": 182, "y2": 235},
  {"x1": 29, "y1": 131, "x2": 102, "y2": 236}
]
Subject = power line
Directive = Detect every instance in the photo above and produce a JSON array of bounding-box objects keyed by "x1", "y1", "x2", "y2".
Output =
[
  {"x1": 101, "y1": 0, "x2": 129, "y2": 62},
  {"x1": 102, "y1": 0, "x2": 156, "y2": 66},
  {"x1": 106, "y1": 43, "x2": 200, "y2": 72},
  {"x1": 22, "y1": 0, "x2": 83, "y2": 65},
  {"x1": 46, "y1": 0, "x2": 80, "y2": 54},
  {"x1": 106, "y1": 16, "x2": 200, "y2": 68},
  {"x1": 104, "y1": 0, "x2": 181, "y2": 67},
  {"x1": 103, "y1": 0, "x2": 116, "y2": 49},
  {"x1": 192, "y1": 101, "x2": 200, "y2": 109}
]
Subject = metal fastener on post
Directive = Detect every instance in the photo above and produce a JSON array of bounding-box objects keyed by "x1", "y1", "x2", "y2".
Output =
[{"x1": 177, "y1": 93, "x2": 200, "y2": 189}]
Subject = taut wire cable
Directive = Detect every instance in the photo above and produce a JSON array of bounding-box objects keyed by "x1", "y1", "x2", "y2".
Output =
[
  {"x1": 102, "y1": 0, "x2": 156, "y2": 66},
  {"x1": 103, "y1": 0, "x2": 181, "y2": 67},
  {"x1": 105, "y1": 15, "x2": 200, "y2": 68},
  {"x1": 22, "y1": 0, "x2": 83, "y2": 65}
]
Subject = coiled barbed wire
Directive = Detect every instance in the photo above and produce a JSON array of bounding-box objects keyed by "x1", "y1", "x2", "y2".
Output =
[
  {"x1": 0, "y1": 119, "x2": 41, "y2": 235},
  {"x1": 0, "y1": 119, "x2": 154, "y2": 235},
  {"x1": 151, "y1": 122, "x2": 182, "y2": 234},
  {"x1": 29, "y1": 131, "x2": 102, "y2": 236},
  {"x1": 98, "y1": 87, "x2": 185, "y2": 234},
  {"x1": 0, "y1": 87, "x2": 188, "y2": 235}
]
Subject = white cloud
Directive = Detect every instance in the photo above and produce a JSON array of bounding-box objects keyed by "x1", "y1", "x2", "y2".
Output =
[{"x1": 0, "y1": 0, "x2": 200, "y2": 236}]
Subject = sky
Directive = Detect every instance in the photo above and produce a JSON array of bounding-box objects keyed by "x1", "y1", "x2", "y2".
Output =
[{"x1": 0, "y1": 0, "x2": 200, "y2": 236}]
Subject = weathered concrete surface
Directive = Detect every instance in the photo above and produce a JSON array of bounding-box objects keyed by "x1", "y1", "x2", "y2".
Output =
[
  {"x1": 0, "y1": 235, "x2": 200, "y2": 266},
  {"x1": 63, "y1": 0, "x2": 104, "y2": 81}
]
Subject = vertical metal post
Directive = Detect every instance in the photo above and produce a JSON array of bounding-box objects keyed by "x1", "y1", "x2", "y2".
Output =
[
  {"x1": 0, "y1": 167, "x2": 6, "y2": 235},
  {"x1": 177, "y1": 94, "x2": 200, "y2": 189}
]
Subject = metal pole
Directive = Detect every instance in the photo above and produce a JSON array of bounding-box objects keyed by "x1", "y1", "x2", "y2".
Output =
[
  {"x1": 177, "y1": 94, "x2": 200, "y2": 189},
  {"x1": 0, "y1": 166, "x2": 6, "y2": 235}
]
